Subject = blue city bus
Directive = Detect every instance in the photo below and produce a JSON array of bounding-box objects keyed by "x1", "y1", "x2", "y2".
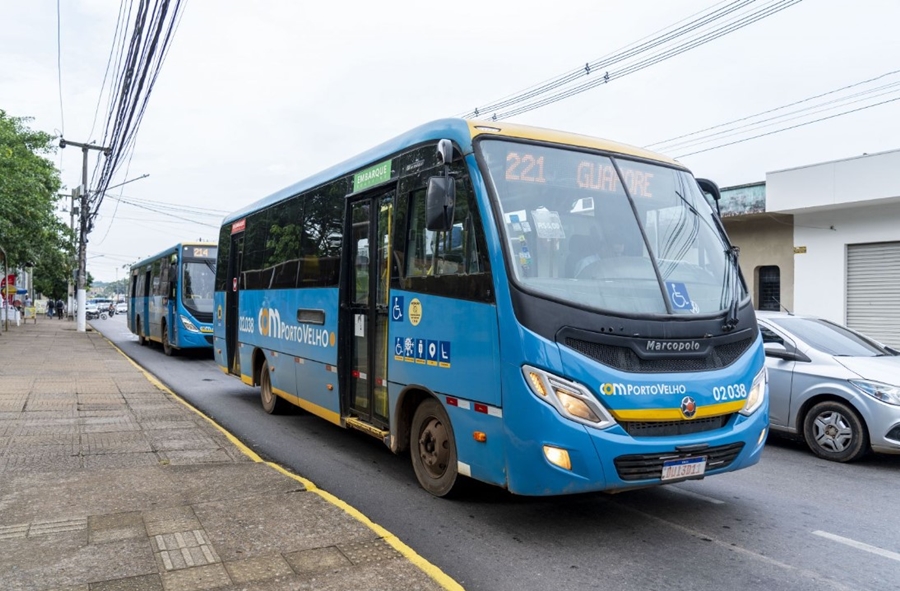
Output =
[
  {"x1": 128, "y1": 242, "x2": 217, "y2": 356},
  {"x1": 213, "y1": 119, "x2": 768, "y2": 497}
]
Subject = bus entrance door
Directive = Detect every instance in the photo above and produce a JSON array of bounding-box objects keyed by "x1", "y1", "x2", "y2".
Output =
[
  {"x1": 343, "y1": 191, "x2": 393, "y2": 429},
  {"x1": 225, "y1": 234, "x2": 243, "y2": 375}
]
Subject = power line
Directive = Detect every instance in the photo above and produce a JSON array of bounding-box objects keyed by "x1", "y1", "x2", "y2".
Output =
[
  {"x1": 56, "y1": 0, "x2": 65, "y2": 134},
  {"x1": 89, "y1": 0, "x2": 129, "y2": 142},
  {"x1": 490, "y1": 0, "x2": 802, "y2": 121},
  {"x1": 647, "y1": 69, "x2": 900, "y2": 150},
  {"x1": 89, "y1": 0, "x2": 187, "y2": 221},
  {"x1": 674, "y1": 95, "x2": 900, "y2": 158},
  {"x1": 460, "y1": 0, "x2": 747, "y2": 118},
  {"x1": 460, "y1": 0, "x2": 802, "y2": 121},
  {"x1": 658, "y1": 80, "x2": 900, "y2": 153}
]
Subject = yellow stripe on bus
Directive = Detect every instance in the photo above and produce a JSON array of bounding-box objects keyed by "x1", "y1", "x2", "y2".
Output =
[
  {"x1": 273, "y1": 386, "x2": 342, "y2": 426},
  {"x1": 610, "y1": 400, "x2": 746, "y2": 421}
]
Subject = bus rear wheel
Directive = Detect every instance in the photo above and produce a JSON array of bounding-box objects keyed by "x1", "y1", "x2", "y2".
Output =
[
  {"x1": 411, "y1": 398, "x2": 459, "y2": 497},
  {"x1": 260, "y1": 360, "x2": 287, "y2": 414},
  {"x1": 162, "y1": 320, "x2": 175, "y2": 356}
]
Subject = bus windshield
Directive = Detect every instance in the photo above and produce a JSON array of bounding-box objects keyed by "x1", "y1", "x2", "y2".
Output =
[
  {"x1": 479, "y1": 139, "x2": 742, "y2": 316},
  {"x1": 182, "y1": 259, "x2": 215, "y2": 315}
]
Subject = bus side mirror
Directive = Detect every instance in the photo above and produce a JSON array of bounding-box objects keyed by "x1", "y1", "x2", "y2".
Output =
[
  {"x1": 696, "y1": 178, "x2": 721, "y2": 216},
  {"x1": 426, "y1": 176, "x2": 456, "y2": 231}
]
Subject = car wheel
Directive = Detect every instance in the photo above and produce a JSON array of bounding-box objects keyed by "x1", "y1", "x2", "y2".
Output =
[
  {"x1": 410, "y1": 398, "x2": 460, "y2": 497},
  {"x1": 802, "y1": 400, "x2": 869, "y2": 462},
  {"x1": 260, "y1": 360, "x2": 288, "y2": 414}
]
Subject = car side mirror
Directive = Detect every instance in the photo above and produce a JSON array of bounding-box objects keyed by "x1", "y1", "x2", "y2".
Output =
[{"x1": 764, "y1": 341, "x2": 810, "y2": 362}]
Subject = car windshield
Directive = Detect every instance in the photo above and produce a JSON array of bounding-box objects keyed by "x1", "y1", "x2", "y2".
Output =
[
  {"x1": 769, "y1": 316, "x2": 888, "y2": 356},
  {"x1": 479, "y1": 139, "x2": 742, "y2": 315},
  {"x1": 182, "y1": 260, "x2": 215, "y2": 314}
]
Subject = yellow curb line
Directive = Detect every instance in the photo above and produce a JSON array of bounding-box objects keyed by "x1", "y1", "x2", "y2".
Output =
[{"x1": 106, "y1": 337, "x2": 464, "y2": 591}]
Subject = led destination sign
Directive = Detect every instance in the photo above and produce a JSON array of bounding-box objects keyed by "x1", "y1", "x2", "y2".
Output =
[{"x1": 501, "y1": 148, "x2": 656, "y2": 198}]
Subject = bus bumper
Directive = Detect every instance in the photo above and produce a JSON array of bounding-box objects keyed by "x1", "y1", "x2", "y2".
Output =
[{"x1": 502, "y1": 390, "x2": 768, "y2": 496}]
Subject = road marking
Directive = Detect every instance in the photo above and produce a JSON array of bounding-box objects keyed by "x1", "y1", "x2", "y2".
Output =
[
  {"x1": 618, "y1": 506, "x2": 858, "y2": 591},
  {"x1": 667, "y1": 485, "x2": 725, "y2": 505},
  {"x1": 813, "y1": 530, "x2": 900, "y2": 563}
]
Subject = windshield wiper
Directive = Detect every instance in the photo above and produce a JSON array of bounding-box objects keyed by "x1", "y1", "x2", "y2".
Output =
[{"x1": 723, "y1": 245, "x2": 740, "y2": 331}]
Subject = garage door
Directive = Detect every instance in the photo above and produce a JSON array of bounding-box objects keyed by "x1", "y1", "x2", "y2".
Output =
[{"x1": 846, "y1": 242, "x2": 900, "y2": 349}]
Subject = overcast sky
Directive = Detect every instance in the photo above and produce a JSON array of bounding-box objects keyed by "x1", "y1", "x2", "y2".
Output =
[{"x1": 2, "y1": 0, "x2": 899, "y2": 283}]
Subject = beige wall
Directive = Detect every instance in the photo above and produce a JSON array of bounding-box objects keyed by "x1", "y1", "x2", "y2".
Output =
[{"x1": 723, "y1": 214, "x2": 794, "y2": 312}]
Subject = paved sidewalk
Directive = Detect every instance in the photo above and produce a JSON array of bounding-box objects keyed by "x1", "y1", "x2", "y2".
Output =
[{"x1": 0, "y1": 319, "x2": 452, "y2": 591}]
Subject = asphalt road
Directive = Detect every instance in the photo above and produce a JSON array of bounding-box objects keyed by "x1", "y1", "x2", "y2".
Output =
[{"x1": 93, "y1": 314, "x2": 900, "y2": 591}]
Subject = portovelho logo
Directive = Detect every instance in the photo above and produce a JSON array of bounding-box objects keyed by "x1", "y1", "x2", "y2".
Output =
[
  {"x1": 600, "y1": 382, "x2": 688, "y2": 396},
  {"x1": 239, "y1": 308, "x2": 333, "y2": 347},
  {"x1": 643, "y1": 339, "x2": 701, "y2": 352}
]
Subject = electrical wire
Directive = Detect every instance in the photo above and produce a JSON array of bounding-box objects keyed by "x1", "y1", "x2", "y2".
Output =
[
  {"x1": 88, "y1": 0, "x2": 187, "y2": 223},
  {"x1": 674, "y1": 95, "x2": 900, "y2": 158},
  {"x1": 490, "y1": 0, "x2": 801, "y2": 121},
  {"x1": 89, "y1": 0, "x2": 128, "y2": 142},
  {"x1": 56, "y1": 0, "x2": 65, "y2": 135},
  {"x1": 648, "y1": 70, "x2": 900, "y2": 150},
  {"x1": 461, "y1": 0, "x2": 802, "y2": 121}
]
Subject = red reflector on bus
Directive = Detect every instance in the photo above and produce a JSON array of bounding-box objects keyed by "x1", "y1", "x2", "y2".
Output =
[
  {"x1": 474, "y1": 403, "x2": 488, "y2": 414},
  {"x1": 446, "y1": 397, "x2": 458, "y2": 406}
]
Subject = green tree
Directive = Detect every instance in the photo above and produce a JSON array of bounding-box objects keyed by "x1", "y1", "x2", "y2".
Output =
[{"x1": 0, "y1": 110, "x2": 71, "y2": 294}]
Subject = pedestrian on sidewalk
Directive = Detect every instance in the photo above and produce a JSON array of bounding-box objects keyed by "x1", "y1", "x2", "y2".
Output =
[
  {"x1": 55, "y1": 298, "x2": 64, "y2": 320},
  {"x1": 46, "y1": 298, "x2": 54, "y2": 318}
]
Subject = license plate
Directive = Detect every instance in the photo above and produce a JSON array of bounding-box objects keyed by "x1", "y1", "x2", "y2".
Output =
[{"x1": 661, "y1": 456, "x2": 707, "y2": 481}]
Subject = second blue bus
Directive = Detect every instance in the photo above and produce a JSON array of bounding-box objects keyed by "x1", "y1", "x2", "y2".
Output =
[{"x1": 127, "y1": 242, "x2": 217, "y2": 355}]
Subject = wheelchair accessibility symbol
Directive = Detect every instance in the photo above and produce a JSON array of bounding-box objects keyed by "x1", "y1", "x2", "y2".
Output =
[
  {"x1": 391, "y1": 296, "x2": 404, "y2": 322},
  {"x1": 666, "y1": 281, "x2": 697, "y2": 313}
]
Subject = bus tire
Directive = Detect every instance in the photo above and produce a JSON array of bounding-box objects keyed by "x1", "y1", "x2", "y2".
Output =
[
  {"x1": 162, "y1": 320, "x2": 175, "y2": 356},
  {"x1": 411, "y1": 398, "x2": 459, "y2": 497},
  {"x1": 137, "y1": 318, "x2": 146, "y2": 347},
  {"x1": 802, "y1": 400, "x2": 868, "y2": 462},
  {"x1": 260, "y1": 360, "x2": 287, "y2": 414}
]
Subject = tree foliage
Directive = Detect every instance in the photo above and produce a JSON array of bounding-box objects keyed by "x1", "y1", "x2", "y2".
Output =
[{"x1": 0, "y1": 110, "x2": 72, "y2": 296}]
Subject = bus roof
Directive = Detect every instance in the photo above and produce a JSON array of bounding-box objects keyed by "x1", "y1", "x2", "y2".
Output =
[
  {"x1": 222, "y1": 118, "x2": 682, "y2": 225},
  {"x1": 130, "y1": 241, "x2": 217, "y2": 270}
]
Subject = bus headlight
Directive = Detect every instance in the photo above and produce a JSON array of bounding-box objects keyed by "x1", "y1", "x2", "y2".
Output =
[
  {"x1": 523, "y1": 365, "x2": 615, "y2": 428},
  {"x1": 740, "y1": 367, "x2": 767, "y2": 416},
  {"x1": 180, "y1": 315, "x2": 200, "y2": 333}
]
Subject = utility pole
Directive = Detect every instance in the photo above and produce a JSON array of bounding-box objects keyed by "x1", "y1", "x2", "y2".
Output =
[{"x1": 59, "y1": 138, "x2": 110, "y2": 333}]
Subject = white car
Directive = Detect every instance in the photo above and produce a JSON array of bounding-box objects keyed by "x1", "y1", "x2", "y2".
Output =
[{"x1": 116, "y1": 301, "x2": 127, "y2": 314}]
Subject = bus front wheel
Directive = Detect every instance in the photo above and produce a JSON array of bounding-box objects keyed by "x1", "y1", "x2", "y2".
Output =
[
  {"x1": 137, "y1": 318, "x2": 146, "y2": 347},
  {"x1": 162, "y1": 320, "x2": 175, "y2": 356},
  {"x1": 260, "y1": 360, "x2": 288, "y2": 414},
  {"x1": 411, "y1": 398, "x2": 459, "y2": 497}
]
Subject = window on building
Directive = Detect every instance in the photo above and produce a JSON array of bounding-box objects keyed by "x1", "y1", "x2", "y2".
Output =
[{"x1": 757, "y1": 265, "x2": 780, "y2": 311}]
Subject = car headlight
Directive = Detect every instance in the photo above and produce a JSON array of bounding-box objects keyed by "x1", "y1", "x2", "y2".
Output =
[
  {"x1": 740, "y1": 366, "x2": 767, "y2": 416},
  {"x1": 180, "y1": 315, "x2": 200, "y2": 333},
  {"x1": 850, "y1": 380, "x2": 900, "y2": 406},
  {"x1": 522, "y1": 365, "x2": 615, "y2": 428}
]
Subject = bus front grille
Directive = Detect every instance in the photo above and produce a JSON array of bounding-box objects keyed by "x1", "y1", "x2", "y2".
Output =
[
  {"x1": 620, "y1": 415, "x2": 730, "y2": 437},
  {"x1": 564, "y1": 337, "x2": 752, "y2": 373},
  {"x1": 613, "y1": 442, "x2": 745, "y2": 481}
]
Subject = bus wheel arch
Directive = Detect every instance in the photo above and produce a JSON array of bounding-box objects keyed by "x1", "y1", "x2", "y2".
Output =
[{"x1": 409, "y1": 393, "x2": 460, "y2": 497}]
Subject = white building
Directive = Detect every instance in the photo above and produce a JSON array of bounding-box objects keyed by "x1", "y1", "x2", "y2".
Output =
[{"x1": 720, "y1": 148, "x2": 900, "y2": 348}]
